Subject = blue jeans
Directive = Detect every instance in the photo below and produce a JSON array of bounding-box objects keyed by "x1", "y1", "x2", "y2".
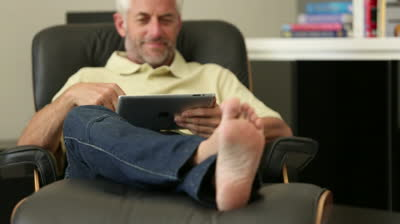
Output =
[{"x1": 63, "y1": 105, "x2": 217, "y2": 207}]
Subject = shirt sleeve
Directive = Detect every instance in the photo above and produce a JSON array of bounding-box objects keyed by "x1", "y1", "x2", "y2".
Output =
[
  {"x1": 216, "y1": 68, "x2": 282, "y2": 119},
  {"x1": 51, "y1": 70, "x2": 82, "y2": 102}
]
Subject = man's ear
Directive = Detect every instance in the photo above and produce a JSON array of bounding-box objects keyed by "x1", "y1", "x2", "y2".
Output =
[{"x1": 113, "y1": 12, "x2": 126, "y2": 37}]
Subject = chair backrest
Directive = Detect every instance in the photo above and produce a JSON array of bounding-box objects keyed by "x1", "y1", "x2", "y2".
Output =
[{"x1": 32, "y1": 20, "x2": 250, "y2": 111}]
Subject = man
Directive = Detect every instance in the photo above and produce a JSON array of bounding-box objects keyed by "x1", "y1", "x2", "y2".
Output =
[{"x1": 18, "y1": 0, "x2": 292, "y2": 211}]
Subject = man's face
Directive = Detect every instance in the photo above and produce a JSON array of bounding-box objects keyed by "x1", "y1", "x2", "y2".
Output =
[{"x1": 119, "y1": 0, "x2": 182, "y2": 67}]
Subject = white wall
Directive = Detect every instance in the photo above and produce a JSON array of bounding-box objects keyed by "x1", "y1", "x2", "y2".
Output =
[
  {"x1": 0, "y1": 0, "x2": 296, "y2": 143},
  {"x1": 182, "y1": 0, "x2": 296, "y2": 37},
  {"x1": 0, "y1": 0, "x2": 115, "y2": 143}
]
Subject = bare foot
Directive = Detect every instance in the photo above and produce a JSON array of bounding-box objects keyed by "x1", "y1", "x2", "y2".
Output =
[
  {"x1": 241, "y1": 103, "x2": 264, "y2": 130},
  {"x1": 198, "y1": 98, "x2": 265, "y2": 211}
]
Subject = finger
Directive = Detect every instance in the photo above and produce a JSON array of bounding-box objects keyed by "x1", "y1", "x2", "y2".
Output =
[
  {"x1": 105, "y1": 88, "x2": 120, "y2": 110},
  {"x1": 182, "y1": 108, "x2": 207, "y2": 117},
  {"x1": 183, "y1": 122, "x2": 215, "y2": 137},
  {"x1": 100, "y1": 84, "x2": 124, "y2": 109},
  {"x1": 174, "y1": 115, "x2": 183, "y2": 123},
  {"x1": 183, "y1": 117, "x2": 220, "y2": 128},
  {"x1": 184, "y1": 106, "x2": 221, "y2": 117},
  {"x1": 175, "y1": 121, "x2": 190, "y2": 130},
  {"x1": 176, "y1": 119, "x2": 215, "y2": 137},
  {"x1": 109, "y1": 83, "x2": 126, "y2": 96},
  {"x1": 100, "y1": 99, "x2": 115, "y2": 111},
  {"x1": 182, "y1": 107, "x2": 222, "y2": 118}
]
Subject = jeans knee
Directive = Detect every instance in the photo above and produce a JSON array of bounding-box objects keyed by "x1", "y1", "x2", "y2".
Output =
[{"x1": 64, "y1": 105, "x2": 112, "y2": 137}]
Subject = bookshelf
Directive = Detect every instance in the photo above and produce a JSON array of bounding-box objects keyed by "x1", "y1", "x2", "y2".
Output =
[
  {"x1": 246, "y1": 37, "x2": 400, "y2": 60},
  {"x1": 275, "y1": 0, "x2": 400, "y2": 211},
  {"x1": 245, "y1": 37, "x2": 400, "y2": 212}
]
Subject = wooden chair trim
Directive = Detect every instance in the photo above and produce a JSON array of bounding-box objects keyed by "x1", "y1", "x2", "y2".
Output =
[
  {"x1": 10, "y1": 197, "x2": 28, "y2": 224},
  {"x1": 315, "y1": 190, "x2": 333, "y2": 224},
  {"x1": 246, "y1": 56, "x2": 254, "y2": 92},
  {"x1": 10, "y1": 170, "x2": 41, "y2": 223},
  {"x1": 34, "y1": 169, "x2": 40, "y2": 192},
  {"x1": 282, "y1": 163, "x2": 289, "y2": 184}
]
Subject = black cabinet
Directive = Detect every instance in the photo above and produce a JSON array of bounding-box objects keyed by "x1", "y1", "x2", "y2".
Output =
[{"x1": 252, "y1": 60, "x2": 400, "y2": 211}]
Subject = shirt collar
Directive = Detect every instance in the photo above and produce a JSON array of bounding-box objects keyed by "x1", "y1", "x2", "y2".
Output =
[{"x1": 105, "y1": 50, "x2": 188, "y2": 78}]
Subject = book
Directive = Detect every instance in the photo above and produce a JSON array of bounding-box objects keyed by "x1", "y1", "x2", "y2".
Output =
[
  {"x1": 286, "y1": 23, "x2": 344, "y2": 31},
  {"x1": 281, "y1": 30, "x2": 348, "y2": 38},
  {"x1": 298, "y1": 13, "x2": 353, "y2": 24},
  {"x1": 353, "y1": 0, "x2": 365, "y2": 37},
  {"x1": 386, "y1": 4, "x2": 400, "y2": 36},
  {"x1": 365, "y1": 0, "x2": 378, "y2": 37},
  {"x1": 306, "y1": 2, "x2": 353, "y2": 14},
  {"x1": 377, "y1": 0, "x2": 387, "y2": 37},
  {"x1": 281, "y1": 24, "x2": 349, "y2": 38}
]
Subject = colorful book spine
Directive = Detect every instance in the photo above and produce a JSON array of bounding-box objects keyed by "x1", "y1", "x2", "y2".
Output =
[
  {"x1": 377, "y1": 0, "x2": 387, "y2": 37},
  {"x1": 306, "y1": 2, "x2": 353, "y2": 14},
  {"x1": 287, "y1": 23, "x2": 344, "y2": 31},
  {"x1": 281, "y1": 23, "x2": 348, "y2": 38},
  {"x1": 281, "y1": 30, "x2": 348, "y2": 38},
  {"x1": 298, "y1": 13, "x2": 353, "y2": 24},
  {"x1": 365, "y1": 0, "x2": 378, "y2": 37}
]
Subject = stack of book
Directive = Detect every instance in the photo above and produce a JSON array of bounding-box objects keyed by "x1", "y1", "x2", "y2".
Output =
[
  {"x1": 282, "y1": 1, "x2": 353, "y2": 38},
  {"x1": 281, "y1": 0, "x2": 399, "y2": 38}
]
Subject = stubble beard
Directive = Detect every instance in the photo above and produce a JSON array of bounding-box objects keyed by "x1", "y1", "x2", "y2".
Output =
[{"x1": 126, "y1": 36, "x2": 175, "y2": 68}]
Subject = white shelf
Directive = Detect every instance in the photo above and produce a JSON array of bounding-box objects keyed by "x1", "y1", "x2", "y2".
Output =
[{"x1": 246, "y1": 37, "x2": 400, "y2": 61}]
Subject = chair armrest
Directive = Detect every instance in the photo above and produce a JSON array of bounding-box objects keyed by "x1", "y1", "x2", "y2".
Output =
[
  {"x1": 0, "y1": 146, "x2": 58, "y2": 186},
  {"x1": 258, "y1": 136, "x2": 318, "y2": 182}
]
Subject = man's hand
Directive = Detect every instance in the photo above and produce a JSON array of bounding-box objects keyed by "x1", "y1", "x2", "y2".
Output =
[
  {"x1": 17, "y1": 82, "x2": 126, "y2": 153},
  {"x1": 174, "y1": 105, "x2": 222, "y2": 138},
  {"x1": 62, "y1": 83, "x2": 126, "y2": 111}
]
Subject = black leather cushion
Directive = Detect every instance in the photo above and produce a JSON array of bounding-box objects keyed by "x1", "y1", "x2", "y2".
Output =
[
  {"x1": 0, "y1": 146, "x2": 57, "y2": 185},
  {"x1": 32, "y1": 21, "x2": 248, "y2": 111},
  {"x1": 12, "y1": 179, "x2": 327, "y2": 224}
]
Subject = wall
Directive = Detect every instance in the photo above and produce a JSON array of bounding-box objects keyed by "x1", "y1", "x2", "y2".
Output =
[
  {"x1": 0, "y1": 0, "x2": 296, "y2": 144},
  {"x1": 182, "y1": 0, "x2": 296, "y2": 37},
  {"x1": 0, "y1": 0, "x2": 115, "y2": 145}
]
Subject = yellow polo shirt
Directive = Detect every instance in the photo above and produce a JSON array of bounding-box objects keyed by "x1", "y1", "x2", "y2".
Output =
[{"x1": 53, "y1": 51, "x2": 281, "y2": 119}]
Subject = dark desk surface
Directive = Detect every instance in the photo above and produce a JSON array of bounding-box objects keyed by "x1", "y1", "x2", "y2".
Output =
[{"x1": 328, "y1": 205, "x2": 400, "y2": 224}]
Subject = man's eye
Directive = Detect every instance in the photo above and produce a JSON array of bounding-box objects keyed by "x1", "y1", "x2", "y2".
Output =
[
  {"x1": 160, "y1": 18, "x2": 173, "y2": 25},
  {"x1": 137, "y1": 18, "x2": 149, "y2": 24}
]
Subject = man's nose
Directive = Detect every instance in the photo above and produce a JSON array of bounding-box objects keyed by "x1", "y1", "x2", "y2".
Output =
[{"x1": 148, "y1": 19, "x2": 163, "y2": 39}]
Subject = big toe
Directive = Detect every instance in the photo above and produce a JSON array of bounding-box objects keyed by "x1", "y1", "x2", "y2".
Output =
[{"x1": 221, "y1": 98, "x2": 241, "y2": 120}]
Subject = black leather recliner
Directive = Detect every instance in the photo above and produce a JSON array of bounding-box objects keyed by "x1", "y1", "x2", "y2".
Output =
[{"x1": 1, "y1": 21, "x2": 331, "y2": 224}]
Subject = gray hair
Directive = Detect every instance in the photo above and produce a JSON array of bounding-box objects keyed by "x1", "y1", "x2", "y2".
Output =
[{"x1": 116, "y1": 0, "x2": 183, "y2": 15}]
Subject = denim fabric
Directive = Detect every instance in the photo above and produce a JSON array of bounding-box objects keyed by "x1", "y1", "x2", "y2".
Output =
[{"x1": 63, "y1": 105, "x2": 217, "y2": 206}]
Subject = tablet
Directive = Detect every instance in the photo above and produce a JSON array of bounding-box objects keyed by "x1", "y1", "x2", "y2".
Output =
[{"x1": 117, "y1": 94, "x2": 216, "y2": 130}]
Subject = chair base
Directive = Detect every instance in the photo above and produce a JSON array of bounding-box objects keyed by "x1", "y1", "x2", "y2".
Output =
[{"x1": 12, "y1": 178, "x2": 329, "y2": 224}]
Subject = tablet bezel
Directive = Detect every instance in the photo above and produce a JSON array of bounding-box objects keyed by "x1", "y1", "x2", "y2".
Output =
[{"x1": 116, "y1": 93, "x2": 216, "y2": 130}]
